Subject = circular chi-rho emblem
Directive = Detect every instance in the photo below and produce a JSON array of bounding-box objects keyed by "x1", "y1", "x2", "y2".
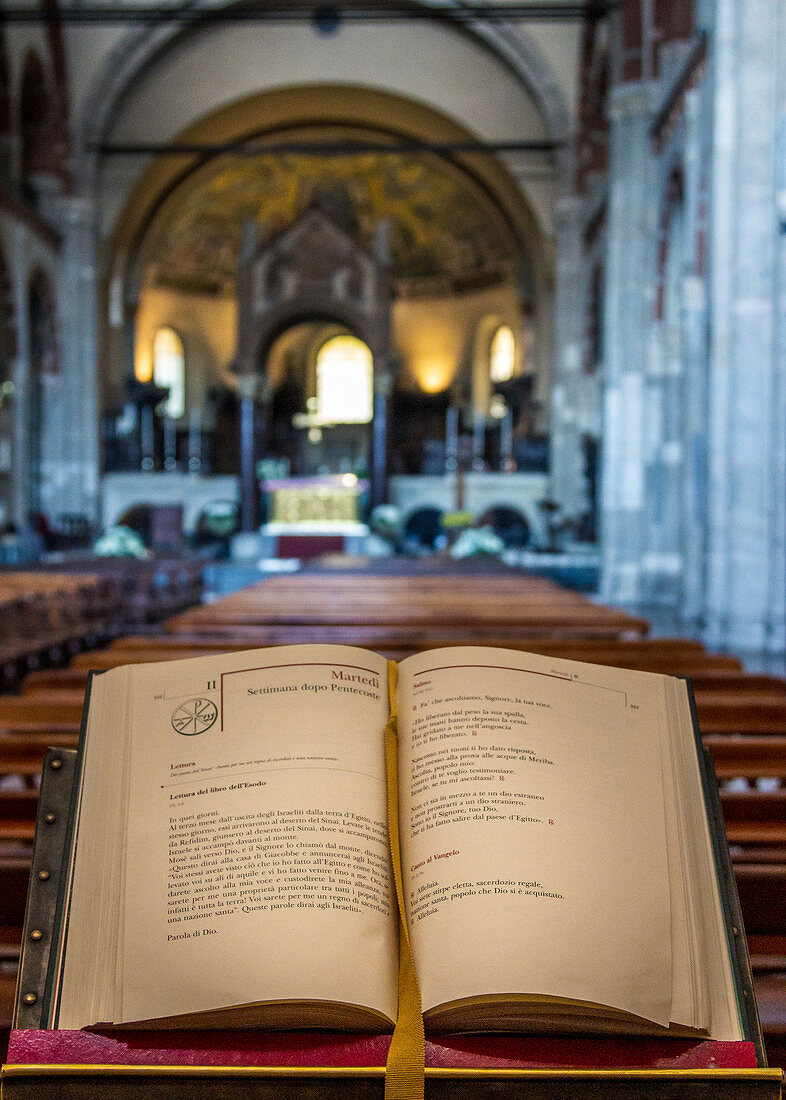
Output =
[{"x1": 171, "y1": 697, "x2": 218, "y2": 735}]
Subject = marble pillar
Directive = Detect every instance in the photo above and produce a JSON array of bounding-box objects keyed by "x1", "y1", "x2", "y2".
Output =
[
  {"x1": 371, "y1": 365, "x2": 391, "y2": 509},
  {"x1": 550, "y1": 195, "x2": 589, "y2": 521},
  {"x1": 599, "y1": 84, "x2": 657, "y2": 604},
  {"x1": 704, "y1": 0, "x2": 786, "y2": 651},
  {"x1": 42, "y1": 194, "x2": 101, "y2": 526},
  {"x1": 237, "y1": 373, "x2": 265, "y2": 533},
  {"x1": 678, "y1": 86, "x2": 711, "y2": 627}
]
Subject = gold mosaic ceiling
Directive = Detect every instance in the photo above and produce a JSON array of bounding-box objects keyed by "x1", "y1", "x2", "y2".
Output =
[{"x1": 141, "y1": 137, "x2": 519, "y2": 297}]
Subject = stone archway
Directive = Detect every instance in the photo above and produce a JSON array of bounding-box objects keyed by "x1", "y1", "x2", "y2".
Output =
[
  {"x1": 236, "y1": 206, "x2": 394, "y2": 526},
  {"x1": 77, "y1": 3, "x2": 570, "y2": 178},
  {"x1": 93, "y1": 41, "x2": 558, "y2": 408},
  {"x1": 91, "y1": 26, "x2": 559, "y2": 543}
]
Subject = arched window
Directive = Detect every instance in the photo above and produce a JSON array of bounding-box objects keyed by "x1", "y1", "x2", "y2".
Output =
[
  {"x1": 489, "y1": 325, "x2": 515, "y2": 383},
  {"x1": 315, "y1": 335, "x2": 373, "y2": 424},
  {"x1": 152, "y1": 327, "x2": 185, "y2": 418}
]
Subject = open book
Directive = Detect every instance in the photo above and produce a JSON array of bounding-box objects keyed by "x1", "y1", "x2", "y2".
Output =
[{"x1": 50, "y1": 644, "x2": 746, "y2": 1040}]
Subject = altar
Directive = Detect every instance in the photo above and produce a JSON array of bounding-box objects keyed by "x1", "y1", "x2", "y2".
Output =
[{"x1": 258, "y1": 476, "x2": 369, "y2": 559}]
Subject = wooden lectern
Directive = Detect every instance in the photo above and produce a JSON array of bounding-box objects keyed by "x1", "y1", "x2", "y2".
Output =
[{"x1": 1, "y1": 748, "x2": 782, "y2": 1099}]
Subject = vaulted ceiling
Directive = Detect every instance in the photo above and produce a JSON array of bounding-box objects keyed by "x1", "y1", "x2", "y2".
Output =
[{"x1": 140, "y1": 132, "x2": 520, "y2": 298}]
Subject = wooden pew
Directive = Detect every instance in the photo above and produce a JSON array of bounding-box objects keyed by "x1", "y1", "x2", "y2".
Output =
[
  {"x1": 0, "y1": 791, "x2": 37, "y2": 845},
  {"x1": 88, "y1": 634, "x2": 743, "y2": 669},
  {"x1": 0, "y1": 846, "x2": 30, "y2": 1033},
  {"x1": 721, "y1": 790, "x2": 786, "y2": 847},
  {"x1": 0, "y1": 571, "x2": 121, "y2": 688},
  {"x1": 18, "y1": 558, "x2": 205, "y2": 628},
  {"x1": 734, "y1": 856, "x2": 786, "y2": 1069},
  {"x1": 165, "y1": 574, "x2": 651, "y2": 638},
  {"x1": 0, "y1": 561, "x2": 204, "y2": 691},
  {"x1": 704, "y1": 736, "x2": 786, "y2": 780},
  {"x1": 107, "y1": 633, "x2": 710, "y2": 655}
]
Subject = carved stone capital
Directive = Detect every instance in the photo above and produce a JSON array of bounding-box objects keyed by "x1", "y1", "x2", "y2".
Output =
[{"x1": 235, "y1": 374, "x2": 270, "y2": 403}]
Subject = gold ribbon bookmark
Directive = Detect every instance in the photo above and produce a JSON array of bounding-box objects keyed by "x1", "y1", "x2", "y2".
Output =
[{"x1": 384, "y1": 660, "x2": 425, "y2": 1100}]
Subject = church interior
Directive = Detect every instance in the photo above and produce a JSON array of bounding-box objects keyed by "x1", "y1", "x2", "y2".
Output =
[{"x1": 0, "y1": 0, "x2": 785, "y2": 1080}]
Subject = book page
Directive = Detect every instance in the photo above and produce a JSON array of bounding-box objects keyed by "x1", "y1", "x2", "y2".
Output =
[
  {"x1": 397, "y1": 646, "x2": 673, "y2": 1027},
  {"x1": 112, "y1": 644, "x2": 397, "y2": 1024}
]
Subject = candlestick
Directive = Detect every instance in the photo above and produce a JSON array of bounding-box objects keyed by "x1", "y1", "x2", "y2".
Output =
[
  {"x1": 472, "y1": 409, "x2": 485, "y2": 471},
  {"x1": 500, "y1": 409, "x2": 514, "y2": 471},
  {"x1": 188, "y1": 407, "x2": 202, "y2": 473},
  {"x1": 163, "y1": 416, "x2": 177, "y2": 471},
  {"x1": 445, "y1": 406, "x2": 458, "y2": 472},
  {"x1": 141, "y1": 406, "x2": 154, "y2": 471}
]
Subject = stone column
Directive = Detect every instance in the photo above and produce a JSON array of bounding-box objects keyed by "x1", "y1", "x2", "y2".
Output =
[
  {"x1": 550, "y1": 195, "x2": 591, "y2": 520},
  {"x1": 638, "y1": 192, "x2": 687, "y2": 606},
  {"x1": 7, "y1": 220, "x2": 28, "y2": 529},
  {"x1": 703, "y1": 0, "x2": 786, "y2": 651},
  {"x1": 371, "y1": 221, "x2": 393, "y2": 509},
  {"x1": 599, "y1": 84, "x2": 656, "y2": 604},
  {"x1": 46, "y1": 194, "x2": 101, "y2": 526},
  {"x1": 371, "y1": 364, "x2": 391, "y2": 508},
  {"x1": 237, "y1": 373, "x2": 267, "y2": 533},
  {"x1": 678, "y1": 86, "x2": 711, "y2": 627}
]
